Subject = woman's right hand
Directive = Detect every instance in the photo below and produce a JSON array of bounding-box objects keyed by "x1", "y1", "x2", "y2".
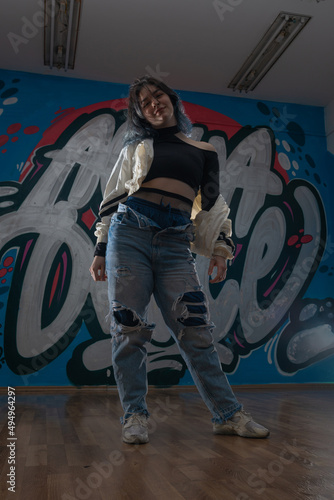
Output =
[{"x1": 90, "y1": 256, "x2": 107, "y2": 281}]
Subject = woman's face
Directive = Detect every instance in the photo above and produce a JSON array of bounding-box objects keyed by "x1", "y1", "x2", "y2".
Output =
[{"x1": 138, "y1": 84, "x2": 177, "y2": 129}]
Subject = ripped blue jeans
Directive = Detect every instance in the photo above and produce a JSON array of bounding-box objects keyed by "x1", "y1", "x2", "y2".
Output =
[{"x1": 106, "y1": 197, "x2": 242, "y2": 423}]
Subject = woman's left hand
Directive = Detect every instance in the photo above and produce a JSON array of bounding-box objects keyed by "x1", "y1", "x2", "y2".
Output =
[{"x1": 208, "y1": 255, "x2": 228, "y2": 283}]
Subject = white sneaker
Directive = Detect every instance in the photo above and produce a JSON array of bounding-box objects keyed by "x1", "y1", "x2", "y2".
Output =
[
  {"x1": 122, "y1": 414, "x2": 149, "y2": 444},
  {"x1": 213, "y1": 410, "x2": 270, "y2": 438}
]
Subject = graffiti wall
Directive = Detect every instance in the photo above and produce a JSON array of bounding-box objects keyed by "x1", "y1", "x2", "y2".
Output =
[{"x1": 0, "y1": 69, "x2": 333, "y2": 387}]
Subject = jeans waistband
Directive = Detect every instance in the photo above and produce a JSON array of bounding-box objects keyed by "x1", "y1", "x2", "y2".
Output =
[
  {"x1": 125, "y1": 196, "x2": 191, "y2": 217},
  {"x1": 121, "y1": 196, "x2": 192, "y2": 230}
]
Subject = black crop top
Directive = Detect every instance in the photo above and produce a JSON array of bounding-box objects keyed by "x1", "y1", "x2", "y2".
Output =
[
  {"x1": 143, "y1": 125, "x2": 220, "y2": 211},
  {"x1": 94, "y1": 126, "x2": 227, "y2": 257}
]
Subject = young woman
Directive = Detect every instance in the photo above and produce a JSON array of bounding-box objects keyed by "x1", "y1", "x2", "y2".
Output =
[{"x1": 90, "y1": 76, "x2": 269, "y2": 444}]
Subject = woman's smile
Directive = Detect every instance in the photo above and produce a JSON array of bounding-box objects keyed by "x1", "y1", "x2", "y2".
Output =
[{"x1": 139, "y1": 85, "x2": 177, "y2": 128}]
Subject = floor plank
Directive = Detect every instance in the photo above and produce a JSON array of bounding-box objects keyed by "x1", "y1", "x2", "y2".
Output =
[{"x1": 0, "y1": 386, "x2": 333, "y2": 499}]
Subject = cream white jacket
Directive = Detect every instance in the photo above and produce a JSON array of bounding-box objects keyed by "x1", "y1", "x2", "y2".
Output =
[{"x1": 94, "y1": 138, "x2": 234, "y2": 260}]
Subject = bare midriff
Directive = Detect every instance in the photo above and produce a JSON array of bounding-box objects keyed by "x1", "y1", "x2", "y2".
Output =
[{"x1": 132, "y1": 178, "x2": 196, "y2": 213}]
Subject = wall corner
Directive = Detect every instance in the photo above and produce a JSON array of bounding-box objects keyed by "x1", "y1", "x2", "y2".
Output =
[{"x1": 325, "y1": 99, "x2": 334, "y2": 155}]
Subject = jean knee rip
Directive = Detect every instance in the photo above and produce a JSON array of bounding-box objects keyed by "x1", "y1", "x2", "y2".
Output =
[
  {"x1": 172, "y1": 289, "x2": 209, "y2": 338},
  {"x1": 111, "y1": 300, "x2": 155, "y2": 335}
]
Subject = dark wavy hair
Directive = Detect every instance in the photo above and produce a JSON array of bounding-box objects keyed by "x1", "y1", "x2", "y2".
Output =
[{"x1": 123, "y1": 76, "x2": 192, "y2": 146}]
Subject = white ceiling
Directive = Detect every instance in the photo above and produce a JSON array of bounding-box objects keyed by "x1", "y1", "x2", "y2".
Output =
[{"x1": 0, "y1": 0, "x2": 333, "y2": 107}]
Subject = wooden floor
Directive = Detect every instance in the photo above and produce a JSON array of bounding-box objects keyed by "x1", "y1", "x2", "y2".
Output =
[{"x1": 0, "y1": 385, "x2": 333, "y2": 500}]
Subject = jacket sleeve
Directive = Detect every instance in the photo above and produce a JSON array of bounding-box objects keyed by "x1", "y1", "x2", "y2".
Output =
[
  {"x1": 190, "y1": 150, "x2": 235, "y2": 260},
  {"x1": 94, "y1": 144, "x2": 134, "y2": 244},
  {"x1": 191, "y1": 194, "x2": 234, "y2": 260},
  {"x1": 93, "y1": 139, "x2": 154, "y2": 246}
]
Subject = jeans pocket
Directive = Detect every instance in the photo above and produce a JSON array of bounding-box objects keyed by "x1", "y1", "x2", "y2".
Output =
[
  {"x1": 111, "y1": 211, "x2": 128, "y2": 226},
  {"x1": 112, "y1": 206, "x2": 149, "y2": 229}
]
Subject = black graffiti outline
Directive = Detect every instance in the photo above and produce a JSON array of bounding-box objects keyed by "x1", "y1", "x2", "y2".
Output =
[{"x1": 0, "y1": 106, "x2": 330, "y2": 384}]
